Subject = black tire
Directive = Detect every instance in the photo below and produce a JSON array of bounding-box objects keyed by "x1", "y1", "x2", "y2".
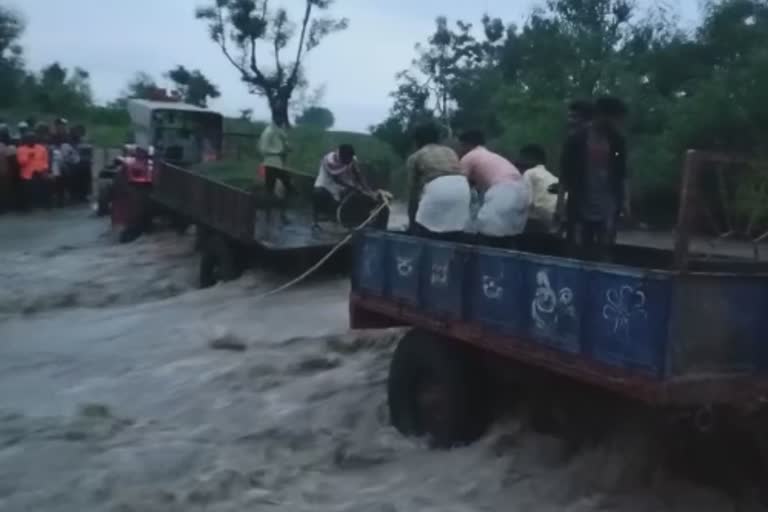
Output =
[
  {"x1": 198, "y1": 235, "x2": 244, "y2": 289},
  {"x1": 387, "y1": 329, "x2": 491, "y2": 448}
]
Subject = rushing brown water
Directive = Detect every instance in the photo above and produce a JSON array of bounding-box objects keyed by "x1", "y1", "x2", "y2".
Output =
[{"x1": 0, "y1": 207, "x2": 764, "y2": 512}]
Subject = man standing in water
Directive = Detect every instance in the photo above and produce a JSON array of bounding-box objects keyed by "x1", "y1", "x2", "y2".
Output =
[
  {"x1": 406, "y1": 122, "x2": 471, "y2": 239},
  {"x1": 558, "y1": 97, "x2": 629, "y2": 259}
]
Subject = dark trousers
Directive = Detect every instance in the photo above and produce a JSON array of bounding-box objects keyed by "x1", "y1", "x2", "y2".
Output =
[
  {"x1": 264, "y1": 167, "x2": 295, "y2": 198},
  {"x1": 312, "y1": 187, "x2": 339, "y2": 223},
  {"x1": 52, "y1": 176, "x2": 67, "y2": 206},
  {"x1": 20, "y1": 175, "x2": 52, "y2": 210},
  {"x1": 567, "y1": 220, "x2": 614, "y2": 260}
]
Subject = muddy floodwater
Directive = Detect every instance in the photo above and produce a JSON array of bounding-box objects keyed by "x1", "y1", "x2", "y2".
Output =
[{"x1": 0, "y1": 208, "x2": 764, "y2": 511}]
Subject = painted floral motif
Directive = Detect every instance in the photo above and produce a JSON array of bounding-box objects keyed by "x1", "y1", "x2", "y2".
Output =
[
  {"x1": 531, "y1": 270, "x2": 576, "y2": 333},
  {"x1": 396, "y1": 256, "x2": 414, "y2": 277},
  {"x1": 362, "y1": 245, "x2": 377, "y2": 277},
  {"x1": 602, "y1": 285, "x2": 648, "y2": 342},
  {"x1": 430, "y1": 263, "x2": 449, "y2": 285},
  {"x1": 482, "y1": 274, "x2": 504, "y2": 300}
]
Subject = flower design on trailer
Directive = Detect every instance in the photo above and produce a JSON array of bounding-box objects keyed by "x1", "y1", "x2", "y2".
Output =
[
  {"x1": 362, "y1": 245, "x2": 377, "y2": 277},
  {"x1": 602, "y1": 285, "x2": 648, "y2": 342},
  {"x1": 396, "y1": 256, "x2": 414, "y2": 277},
  {"x1": 532, "y1": 270, "x2": 575, "y2": 332},
  {"x1": 431, "y1": 263, "x2": 449, "y2": 285},
  {"x1": 482, "y1": 274, "x2": 504, "y2": 300}
]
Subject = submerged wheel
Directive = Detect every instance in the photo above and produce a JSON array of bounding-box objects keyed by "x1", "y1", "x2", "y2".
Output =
[
  {"x1": 199, "y1": 235, "x2": 244, "y2": 289},
  {"x1": 387, "y1": 329, "x2": 492, "y2": 448}
]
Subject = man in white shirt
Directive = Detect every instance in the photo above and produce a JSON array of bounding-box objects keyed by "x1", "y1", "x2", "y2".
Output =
[
  {"x1": 519, "y1": 144, "x2": 560, "y2": 233},
  {"x1": 313, "y1": 144, "x2": 371, "y2": 226}
]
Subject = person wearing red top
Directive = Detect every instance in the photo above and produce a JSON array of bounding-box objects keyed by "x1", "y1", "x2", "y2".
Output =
[{"x1": 16, "y1": 133, "x2": 51, "y2": 209}]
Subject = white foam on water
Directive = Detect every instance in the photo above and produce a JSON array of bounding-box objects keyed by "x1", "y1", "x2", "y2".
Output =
[{"x1": 0, "y1": 208, "x2": 764, "y2": 511}]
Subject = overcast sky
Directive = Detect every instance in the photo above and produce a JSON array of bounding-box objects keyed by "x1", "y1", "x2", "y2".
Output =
[{"x1": 11, "y1": 0, "x2": 701, "y2": 132}]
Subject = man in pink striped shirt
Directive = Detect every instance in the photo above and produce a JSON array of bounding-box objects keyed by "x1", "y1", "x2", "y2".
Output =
[{"x1": 459, "y1": 130, "x2": 530, "y2": 239}]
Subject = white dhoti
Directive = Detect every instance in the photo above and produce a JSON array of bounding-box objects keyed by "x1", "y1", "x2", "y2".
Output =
[
  {"x1": 415, "y1": 175, "x2": 471, "y2": 233},
  {"x1": 476, "y1": 180, "x2": 531, "y2": 237}
]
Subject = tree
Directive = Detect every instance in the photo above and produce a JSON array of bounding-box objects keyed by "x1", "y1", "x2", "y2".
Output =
[
  {"x1": 166, "y1": 65, "x2": 221, "y2": 107},
  {"x1": 0, "y1": 5, "x2": 25, "y2": 108},
  {"x1": 30, "y1": 62, "x2": 93, "y2": 114},
  {"x1": 295, "y1": 105, "x2": 334, "y2": 129},
  {"x1": 0, "y1": 3, "x2": 23, "y2": 58},
  {"x1": 196, "y1": 0, "x2": 349, "y2": 126},
  {"x1": 239, "y1": 108, "x2": 254, "y2": 122}
]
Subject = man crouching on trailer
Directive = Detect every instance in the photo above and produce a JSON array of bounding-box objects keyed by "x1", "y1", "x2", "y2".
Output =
[
  {"x1": 459, "y1": 129, "x2": 530, "y2": 247},
  {"x1": 313, "y1": 144, "x2": 370, "y2": 226},
  {"x1": 406, "y1": 123, "x2": 471, "y2": 240}
]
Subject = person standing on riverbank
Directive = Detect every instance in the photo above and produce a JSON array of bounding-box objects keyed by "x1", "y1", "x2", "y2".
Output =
[
  {"x1": 16, "y1": 132, "x2": 51, "y2": 210},
  {"x1": 0, "y1": 125, "x2": 13, "y2": 213}
]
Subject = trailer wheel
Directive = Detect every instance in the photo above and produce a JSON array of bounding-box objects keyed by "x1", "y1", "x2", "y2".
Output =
[
  {"x1": 387, "y1": 329, "x2": 491, "y2": 448},
  {"x1": 199, "y1": 236, "x2": 244, "y2": 289}
]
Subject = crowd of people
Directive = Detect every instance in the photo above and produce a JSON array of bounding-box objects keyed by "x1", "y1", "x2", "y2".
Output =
[
  {"x1": 256, "y1": 96, "x2": 629, "y2": 260},
  {"x1": 301, "y1": 96, "x2": 627, "y2": 260},
  {"x1": 0, "y1": 118, "x2": 93, "y2": 214}
]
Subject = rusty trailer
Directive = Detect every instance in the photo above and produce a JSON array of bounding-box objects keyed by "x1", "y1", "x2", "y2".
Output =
[{"x1": 152, "y1": 162, "x2": 388, "y2": 288}]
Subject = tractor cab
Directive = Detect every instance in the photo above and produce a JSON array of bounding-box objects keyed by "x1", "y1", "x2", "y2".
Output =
[
  {"x1": 126, "y1": 99, "x2": 224, "y2": 183},
  {"x1": 107, "y1": 100, "x2": 224, "y2": 240}
]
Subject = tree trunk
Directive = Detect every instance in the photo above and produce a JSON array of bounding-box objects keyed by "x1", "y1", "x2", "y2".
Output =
[{"x1": 268, "y1": 93, "x2": 291, "y2": 127}]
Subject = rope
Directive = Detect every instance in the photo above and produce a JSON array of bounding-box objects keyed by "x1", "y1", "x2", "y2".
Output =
[{"x1": 249, "y1": 193, "x2": 390, "y2": 301}]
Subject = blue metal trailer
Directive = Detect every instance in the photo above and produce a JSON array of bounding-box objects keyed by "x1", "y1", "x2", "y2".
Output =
[{"x1": 349, "y1": 151, "x2": 768, "y2": 449}]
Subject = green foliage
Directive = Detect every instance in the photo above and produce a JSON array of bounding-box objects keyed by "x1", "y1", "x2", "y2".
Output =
[
  {"x1": 0, "y1": 3, "x2": 23, "y2": 58},
  {"x1": 196, "y1": 0, "x2": 348, "y2": 125},
  {"x1": 375, "y1": 0, "x2": 768, "y2": 226},
  {"x1": 192, "y1": 126, "x2": 403, "y2": 194},
  {"x1": 166, "y1": 66, "x2": 221, "y2": 107},
  {"x1": 296, "y1": 106, "x2": 335, "y2": 130}
]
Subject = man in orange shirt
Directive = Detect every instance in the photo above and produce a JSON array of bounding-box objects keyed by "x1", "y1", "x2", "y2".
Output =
[{"x1": 16, "y1": 133, "x2": 51, "y2": 209}]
